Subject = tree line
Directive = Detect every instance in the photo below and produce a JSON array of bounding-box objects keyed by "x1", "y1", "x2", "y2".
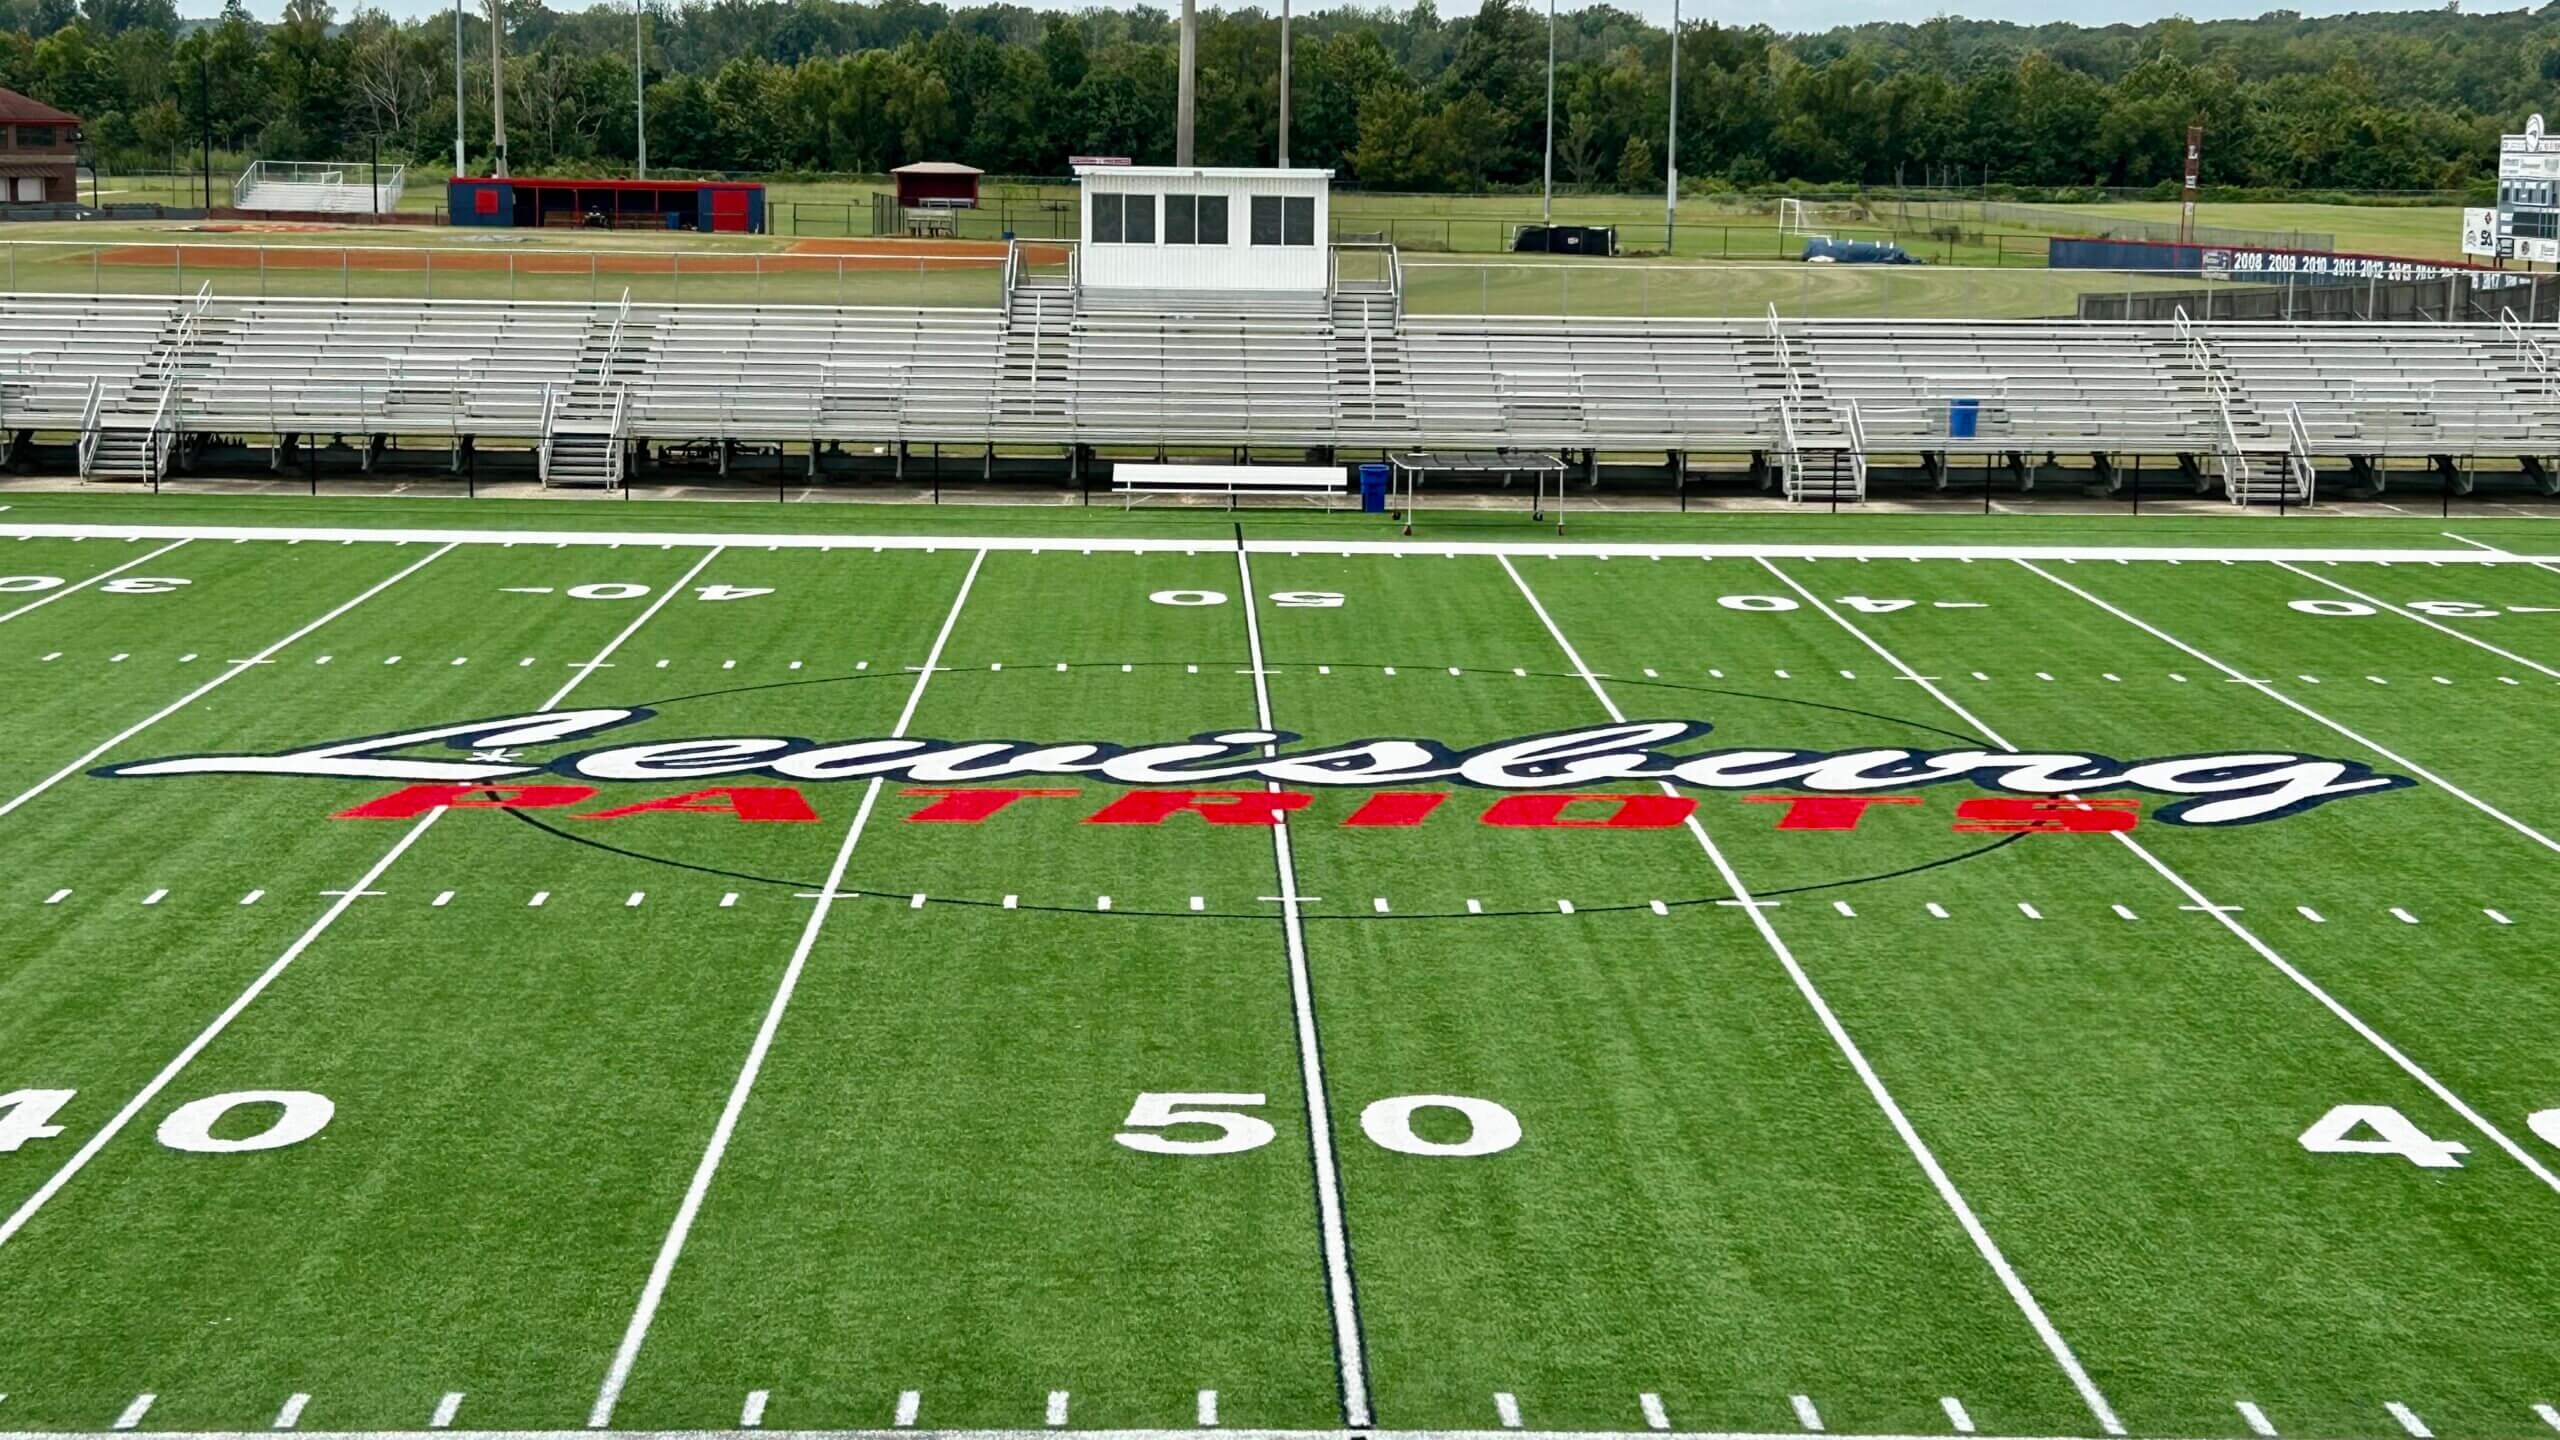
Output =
[{"x1": 0, "y1": 0, "x2": 2541, "y2": 194}]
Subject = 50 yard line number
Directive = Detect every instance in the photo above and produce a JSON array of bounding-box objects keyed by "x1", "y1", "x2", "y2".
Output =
[{"x1": 1116, "y1": 1092, "x2": 1522, "y2": 1158}]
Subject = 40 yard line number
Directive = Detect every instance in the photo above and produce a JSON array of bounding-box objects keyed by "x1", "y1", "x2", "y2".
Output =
[{"x1": 0, "y1": 1088, "x2": 332, "y2": 1156}]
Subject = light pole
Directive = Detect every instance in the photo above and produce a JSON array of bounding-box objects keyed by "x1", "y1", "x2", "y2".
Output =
[
  {"x1": 1541, "y1": 0, "x2": 1554, "y2": 223},
  {"x1": 1175, "y1": 0, "x2": 1195, "y2": 165},
  {"x1": 1665, "y1": 0, "x2": 1679, "y2": 250},
  {"x1": 634, "y1": 0, "x2": 647, "y2": 178},
  {"x1": 1278, "y1": 0, "x2": 1291, "y2": 167},
  {"x1": 453, "y1": 0, "x2": 465, "y2": 176},
  {"x1": 488, "y1": 0, "x2": 507, "y2": 178}
]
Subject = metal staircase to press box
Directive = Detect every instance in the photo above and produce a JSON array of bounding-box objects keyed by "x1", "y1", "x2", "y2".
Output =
[
  {"x1": 541, "y1": 291, "x2": 651, "y2": 488},
  {"x1": 998, "y1": 244, "x2": 1076, "y2": 426}
]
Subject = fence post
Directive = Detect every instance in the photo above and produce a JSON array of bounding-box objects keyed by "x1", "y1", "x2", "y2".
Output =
[
  {"x1": 838, "y1": 258, "x2": 846, "y2": 307},
  {"x1": 590, "y1": 255, "x2": 598, "y2": 304}
]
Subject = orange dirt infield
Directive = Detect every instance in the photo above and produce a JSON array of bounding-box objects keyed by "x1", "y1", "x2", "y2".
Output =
[{"x1": 88, "y1": 236, "x2": 1069, "y2": 273}]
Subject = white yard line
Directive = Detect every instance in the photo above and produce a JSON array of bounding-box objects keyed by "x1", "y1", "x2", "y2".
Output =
[
  {"x1": 2270, "y1": 561, "x2": 2560, "y2": 679},
  {"x1": 0, "y1": 537, "x2": 190, "y2": 625},
  {"x1": 2015, "y1": 562, "x2": 2560, "y2": 862},
  {"x1": 1497, "y1": 554, "x2": 2124, "y2": 1438},
  {"x1": 0, "y1": 545, "x2": 722, "y2": 1256},
  {"x1": 1235, "y1": 545, "x2": 1373, "y2": 1430},
  {"x1": 2, "y1": 517, "x2": 2555, "y2": 566},
  {"x1": 0, "y1": 542, "x2": 454, "y2": 822},
  {"x1": 587, "y1": 549, "x2": 987, "y2": 1431},
  {"x1": 1773, "y1": 557, "x2": 2560, "y2": 1198}
]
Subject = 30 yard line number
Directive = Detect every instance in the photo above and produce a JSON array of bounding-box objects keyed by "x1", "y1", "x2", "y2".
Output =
[
  {"x1": 1114, "y1": 1091, "x2": 1522, "y2": 1158},
  {"x1": 0, "y1": 575, "x2": 189, "y2": 595}
]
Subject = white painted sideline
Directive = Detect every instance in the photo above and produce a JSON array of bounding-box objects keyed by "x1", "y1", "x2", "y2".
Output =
[
  {"x1": 0, "y1": 1430, "x2": 2175, "y2": 1440},
  {"x1": 1, "y1": 519, "x2": 2555, "y2": 566}
]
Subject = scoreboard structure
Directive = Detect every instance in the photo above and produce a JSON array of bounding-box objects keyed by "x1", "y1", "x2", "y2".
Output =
[{"x1": 2473, "y1": 113, "x2": 2560, "y2": 263}]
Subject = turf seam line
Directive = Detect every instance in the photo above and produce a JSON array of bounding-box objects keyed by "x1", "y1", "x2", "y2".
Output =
[
  {"x1": 1235, "y1": 538, "x2": 1374, "y2": 1431},
  {"x1": 587, "y1": 547, "x2": 989, "y2": 1432},
  {"x1": 0, "y1": 535, "x2": 189, "y2": 626},
  {"x1": 1502, "y1": 554, "x2": 2126, "y2": 1439},
  {"x1": 1819, "y1": 558, "x2": 2560, "y2": 1200},
  {"x1": 0, "y1": 543, "x2": 722, "y2": 1260},
  {"x1": 0, "y1": 540, "x2": 456, "y2": 824}
]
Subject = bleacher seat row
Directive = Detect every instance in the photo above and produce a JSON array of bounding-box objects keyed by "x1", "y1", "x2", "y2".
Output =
[{"x1": 12, "y1": 292, "x2": 2560, "y2": 492}]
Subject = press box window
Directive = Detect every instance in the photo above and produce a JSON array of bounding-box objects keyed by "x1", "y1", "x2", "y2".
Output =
[
  {"x1": 1093, "y1": 193, "x2": 1157, "y2": 244},
  {"x1": 1250, "y1": 195, "x2": 1315, "y2": 246},
  {"x1": 1165, "y1": 194, "x2": 1228, "y2": 245}
]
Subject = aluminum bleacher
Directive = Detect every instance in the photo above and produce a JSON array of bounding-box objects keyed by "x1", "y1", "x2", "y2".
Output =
[{"x1": 6, "y1": 257, "x2": 2559, "y2": 503}]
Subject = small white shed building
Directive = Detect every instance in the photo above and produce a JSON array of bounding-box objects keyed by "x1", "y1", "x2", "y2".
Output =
[{"x1": 1075, "y1": 165, "x2": 1333, "y2": 293}]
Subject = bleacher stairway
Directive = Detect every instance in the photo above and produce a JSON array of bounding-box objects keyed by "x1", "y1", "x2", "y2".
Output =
[
  {"x1": 1332, "y1": 291, "x2": 1414, "y2": 441},
  {"x1": 998, "y1": 280, "x2": 1074, "y2": 427},
  {"x1": 541, "y1": 300, "x2": 656, "y2": 488}
]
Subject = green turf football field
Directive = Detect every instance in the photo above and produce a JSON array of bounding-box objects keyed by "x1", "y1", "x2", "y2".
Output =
[{"x1": 6, "y1": 498, "x2": 2560, "y2": 1440}]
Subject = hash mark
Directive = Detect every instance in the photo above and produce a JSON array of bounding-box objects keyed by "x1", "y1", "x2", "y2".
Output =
[
  {"x1": 1494, "y1": 1393, "x2": 1523, "y2": 1429},
  {"x1": 1001, "y1": 895, "x2": 1018, "y2": 910},
  {"x1": 1557, "y1": 899, "x2": 1575, "y2": 914},
  {"x1": 742, "y1": 1391, "x2": 769, "y2": 1428},
  {"x1": 42, "y1": 888, "x2": 66, "y2": 904},
  {"x1": 113, "y1": 1395, "x2": 154, "y2": 1431},
  {"x1": 1942, "y1": 1397, "x2": 1975, "y2": 1434},
  {"x1": 2298, "y1": 907, "x2": 2325, "y2": 924},
  {"x1": 2018, "y1": 902, "x2": 2042, "y2": 920},
  {"x1": 895, "y1": 1391, "x2": 920, "y2": 1428},
  {"x1": 529, "y1": 891, "x2": 549, "y2": 907},
  {"x1": 1925, "y1": 902, "x2": 1949, "y2": 918},
  {"x1": 1097, "y1": 896, "x2": 1112, "y2": 911},
  {"x1": 1046, "y1": 1390, "x2": 1069, "y2": 1428},
  {"x1": 1190, "y1": 896, "x2": 1205, "y2": 912},
  {"x1": 2113, "y1": 904, "x2": 2139, "y2": 921},
  {"x1": 1649, "y1": 900, "x2": 1669, "y2": 916},
  {"x1": 142, "y1": 888, "x2": 166, "y2": 906},
  {"x1": 910, "y1": 894, "x2": 927, "y2": 910},
  {"x1": 720, "y1": 893, "x2": 739, "y2": 909},
  {"x1": 2392, "y1": 907, "x2": 2420, "y2": 924},
  {"x1": 2387, "y1": 1403, "x2": 2432, "y2": 1438},
  {"x1": 1833, "y1": 901, "x2": 1855, "y2": 917},
  {"x1": 2237, "y1": 1401, "x2": 2277, "y2": 1437},
  {"x1": 2488, "y1": 908, "x2": 2514, "y2": 925},
  {"x1": 2533, "y1": 1403, "x2": 2560, "y2": 1433},
  {"x1": 1466, "y1": 899, "x2": 1483, "y2": 915},
  {"x1": 1640, "y1": 1393, "x2": 1670, "y2": 1431},
  {"x1": 432, "y1": 891, "x2": 454, "y2": 908},
  {"x1": 1373, "y1": 898, "x2": 1390, "y2": 914},
  {"x1": 1792, "y1": 1394, "x2": 1824, "y2": 1432},
  {"x1": 240, "y1": 890, "x2": 264, "y2": 906},
  {"x1": 274, "y1": 1393, "x2": 310, "y2": 1430},
  {"x1": 1197, "y1": 1390, "x2": 1218, "y2": 1428}
]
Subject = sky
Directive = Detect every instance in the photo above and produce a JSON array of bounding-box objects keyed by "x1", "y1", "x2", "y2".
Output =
[{"x1": 181, "y1": 0, "x2": 2536, "y2": 42}]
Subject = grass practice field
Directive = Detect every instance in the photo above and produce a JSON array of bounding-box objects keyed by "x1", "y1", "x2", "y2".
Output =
[{"x1": 5, "y1": 494, "x2": 2560, "y2": 1439}]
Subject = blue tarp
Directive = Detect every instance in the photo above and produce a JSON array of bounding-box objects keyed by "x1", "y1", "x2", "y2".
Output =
[{"x1": 1800, "y1": 238, "x2": 1920, "y2": 265}]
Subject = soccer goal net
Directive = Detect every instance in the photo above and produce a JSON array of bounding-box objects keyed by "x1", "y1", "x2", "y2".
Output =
[{"x1": 1776, "y1": 198, "x2": 1830, "y2": 243}]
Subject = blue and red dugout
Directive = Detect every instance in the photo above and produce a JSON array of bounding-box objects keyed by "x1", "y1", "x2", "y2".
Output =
[{"x1": 448, "y1": 176, "x2": 766, "y2": 234}]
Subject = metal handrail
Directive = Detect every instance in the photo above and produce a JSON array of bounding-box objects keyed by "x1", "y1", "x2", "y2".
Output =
[
  {"x1": 74, "y1": 376, "x2": 101, "y2": 478},
  {"x1": 1842, "y1": 397, "x2": 1870, "y2": 492},
  {"x1": 535, "y1": 383, "x2": 559, "y2": 483},
  {"x1": 2284, "y1": 401, "x2": 2318, "y2": 504}
]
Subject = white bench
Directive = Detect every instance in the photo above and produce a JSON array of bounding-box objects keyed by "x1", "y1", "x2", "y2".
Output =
[{"x1": 1113, "y1": 463, "x2": 1345, "y2": 510}]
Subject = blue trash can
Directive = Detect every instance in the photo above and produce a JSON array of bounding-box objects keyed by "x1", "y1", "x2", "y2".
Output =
[
  {"x1": 1948, "y1": 398, "x2": 1980, "y2": 438},
  {"x1": 1358, "y1": 462, "x2": 1390, "y2": 514}
]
